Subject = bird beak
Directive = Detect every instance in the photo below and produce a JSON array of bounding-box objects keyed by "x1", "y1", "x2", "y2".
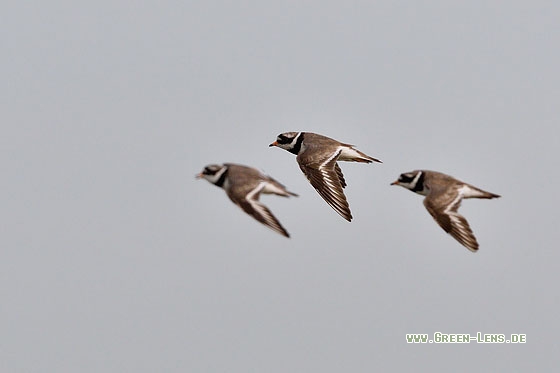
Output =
[
  {"x1": 269, "y1": 141, "x2": 278, "y2": 147},
  {"x1": 195, "y1": 173, "x2": 203, "y2": 179},
  {"x1": 390, "y1": 180, "x2": 399, "y2": 185}
]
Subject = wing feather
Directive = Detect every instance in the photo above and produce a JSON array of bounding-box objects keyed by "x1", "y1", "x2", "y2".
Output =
[
  {"x1": 228, "y1": 182, "x2": 290, "y2": 237},
  {"x1": 423, "y1": 187, "x2": 479, "y2": 252},
  {"x1": 299, "y1": 149, "x2": 352, "y2": 221}
]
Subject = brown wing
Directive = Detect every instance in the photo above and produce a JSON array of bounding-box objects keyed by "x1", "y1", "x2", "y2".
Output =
[
  {"x1": 298, "y1": 149, "x2": 352, "y2": 222},
  {"x1": 335, "y1": 163, "x2": 347, "y2": 188},
  {"x1": 227, "y1": 181, "x2": 290, "y2": 237},
  {"x1": 423, "y1": 187, "x2": 479, "y2": 252}
]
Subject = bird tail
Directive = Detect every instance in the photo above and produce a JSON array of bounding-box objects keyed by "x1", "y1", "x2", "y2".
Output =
[
  {"x1": 339, "y1": 146, "x2": 382, "y2": 163},
  {"x1": 463, "y1": 184, "x2": 501, "y2": 199}
]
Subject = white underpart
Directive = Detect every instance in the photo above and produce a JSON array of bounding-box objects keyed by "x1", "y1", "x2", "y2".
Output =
[
  {"x1": 261, "y1": 181, "x2": 287, "y2": 195},
  {"x1": 459, "y1": 184, "x2": 484, "y2": 198},
  {"x1": 338, "y1": 146, "x2": 364, "y2": 161}
]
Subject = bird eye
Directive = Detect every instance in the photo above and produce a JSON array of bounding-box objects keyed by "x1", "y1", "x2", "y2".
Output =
[{"x1": 399, "y1": 174, "x2": 413, "y2": 183}]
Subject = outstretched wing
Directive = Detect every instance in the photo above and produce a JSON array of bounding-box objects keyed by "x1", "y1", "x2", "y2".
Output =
[
  {"x1": 228, "y1": 182, "x2": 291, "y2": 237},
  {"x1": 423, "y1": 187, "x2": 479, "y2": 252},
  {"x1": 335, "y1": 163, "x2": 347, "y2": 188},
  {"x1": 298, "y1": 149, "x2": 352, "y2": 222}
]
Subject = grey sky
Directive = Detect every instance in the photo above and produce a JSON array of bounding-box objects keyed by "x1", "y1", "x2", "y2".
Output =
[{"x1": 2, "y1": 1, "x2": 559, "y2": 371}]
